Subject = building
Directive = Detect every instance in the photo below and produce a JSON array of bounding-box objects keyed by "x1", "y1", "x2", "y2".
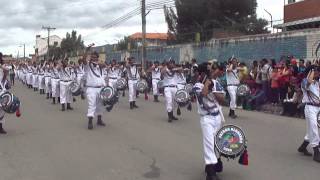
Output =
[
  {"x1": 35, "y1": 35, "x2": 62, "y2": 58},
  {"x1": 275, "y1": 0, "x2": 320, "y2": 31},
  {"x1": 129, "y1": 33, "x2": 168, "y2": 47}
]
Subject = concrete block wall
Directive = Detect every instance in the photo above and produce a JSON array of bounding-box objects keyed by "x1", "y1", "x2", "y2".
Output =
[{"x1": 106, "y1": 29, "x2": 320, "y2": 64}]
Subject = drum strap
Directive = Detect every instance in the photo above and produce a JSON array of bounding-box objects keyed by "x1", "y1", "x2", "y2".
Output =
[{"x1": 89, "y1": 63, "x2": 102, "y2": 78}]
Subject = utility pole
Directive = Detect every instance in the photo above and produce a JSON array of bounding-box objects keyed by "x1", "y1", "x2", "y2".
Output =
[
  {"x1": 141, "y1": 0, "x2": 146, "y2": 70},
  {"x1": 42, "y1": 26, "x2": 56, "y2": 61}
]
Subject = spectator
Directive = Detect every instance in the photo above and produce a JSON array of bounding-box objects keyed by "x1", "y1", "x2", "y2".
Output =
[
  {"x1": 298, "y1": 59, "x2": 306, "y2": 73},
  {"x1": 238, "y1": 63, "x2": 248, "y2": 82},
  {"x1": 270, "y1": 66, "x2": 280, "y2": 105},
  {"x1": 260, "y1": 59, "x2": 271, "y2": 101},
  {"x1": 282, "y1": 85, "x2": 298, "y2": 117},
  {"x1": 278, "y1": 63, "x2": 291, "y2": 101},
  {"x1": 249, "y1": 60, "x2": 259, "y2": 81},
  {"x1": 243, "y1": 83, "x2": 265, "y2": 111}
]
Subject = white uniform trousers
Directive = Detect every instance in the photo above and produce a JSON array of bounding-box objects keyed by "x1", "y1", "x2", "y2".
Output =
[
  {"x1": 86, "y1": 87, "x2": 103, "y2": 117},
  {"x1": 128, "y1": 79, "x2": 138, "y2": 102},
  {"x1": 59, "y1": 81, "x2": 72, "y2": 104},
  {"x1": 38, "y1": 75, "x2": 45, "y2": 90},
  {"x1": 26, "y1": 73, "x2": 32, "y2": 85},
  {"x1": 304, "y1": 105, "x2": 320, "y2": 148},
  {"x1": 227, "y1": 85, "x2": 238, "y2": 110},
  {"x1": 164, "y1": 86, "x2": 177, "y2": 112},
  {"x1": 22, "y1": 73, "x2": 27, "y2": 83},
  {"x1": 45, "y1": 77, "x2": 52, "y2": 94},
  {"x1": 0, "y1": 116, "x2": 5, "y2": 124},
  {"x1": 32, "y1": 75, "x2": 39, "y2": 88},
  {"x1": 200, "y1": 114, "x2": 222, "y2": 165},
  {"x1": 152, "y1": 79, "x2": 160, "y2": 95},
  {"x1": 51, "y1": 79, "x2": 60, "y2": 98}
]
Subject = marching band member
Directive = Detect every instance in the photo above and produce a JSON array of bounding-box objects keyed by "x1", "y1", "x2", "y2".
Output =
[
  {"x1": 107, "y1": 59, "x2": 121, "y2": 88},
  {"x1": 0, "y1": 67, "x2": 11, "y2": 134},
  {"x1": 26, "y1": 61, "x2": 33, "y2": 88},
  {"x1": 44, "y1": 62, "x2": 52, "y2": 99},
  {"x1": 148, "y1": 61, "x2": 161, "y2": 102},
  {"x1": 38, "y1": 61, "x2": 46, "y2": 95},
  {"x1": 59, "y1": 59, "x2": 74, "y2": 111},
  {"x1": 175, "y1": 66, "x2": 187, "y2": 90},
  {"x1": 161, "y1": 59, "x2": 179, "y2": 122},
  {"x1": 51, "y1": 62, "x2": 60, "y2": 104},
  {"x1": 75, "y1": 59, "x2": 86, "y2": 99},
  {"x1": 226, "y1": 58, "x2": 240, "y2": 119},
  {"x1": 193, "y1": 64, "x2": 225, "y2": 180},
  {"x1": 299, "y1": 67, "x2": 320, "y2": 162},
  {"x1": 82, "y1": 49, "x2": 106, "y2": 130},
  {"x1": 32, "y1": 62, "x2": 39, "y2": 91},
  {"x1": 126, "y1": 57, "x2": 140, "y2": 109}
]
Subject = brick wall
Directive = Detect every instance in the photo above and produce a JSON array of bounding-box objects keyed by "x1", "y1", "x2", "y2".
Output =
[{"x1": 285, "y1": 0, "x2": 320, "y2": 23}]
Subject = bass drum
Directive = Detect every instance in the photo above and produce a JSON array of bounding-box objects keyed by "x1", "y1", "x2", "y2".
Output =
[
  {"x1": 136, "y1": 79, "x2": 148, "y2": 93},
  {"x1": 116, "y1": 78, "x2": 127, "y2": 91},
  {"x1": 100, "y1": 86, "x2": 117, "y2": 105},
  {"x1": 174, "y1": 89, "x2": 190, "y2": 107},
  {"x1": 215, "y1": 125, "x2": 247, "y2": 159},
  {"x1": 237, "y1": 84, "x2": 250, "y2": 97},
  {"x1": 69, "y1": 81, "x2": 81, "y2": 96}
]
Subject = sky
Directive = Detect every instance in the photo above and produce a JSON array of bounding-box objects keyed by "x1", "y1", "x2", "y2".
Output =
[{"x1": 0, "y1": 0, "x2": 284, "y2": 56}]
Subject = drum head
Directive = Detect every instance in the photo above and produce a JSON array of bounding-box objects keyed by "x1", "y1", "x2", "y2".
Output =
[
  {"x1": 136, "y1": 80, "x2": 147, "y2": 93},
  {"x1": 215, "y1": 125, "x2": 247, "y2": 159},
  {"x1": 3, "y1": 96, "x2": 20, "y2": 114},
  {"x1": 70, "y1": 82, "x2": 80, "y2": 93},
  {"x1": 0, "y1": 92, "x2": 13, "y2": 108},
  {"x1": 100, "y1": 86, "x2": 115, "y2": 101},
  {"x1": 237, "y1": 84, "x2": 250, "y2": 96},
  {"x1": 175, "y1": 90, "x2": 190, "y2": 107},
  {"x1": 116, "y1": 78, "x2": 126, "y2": 90}
]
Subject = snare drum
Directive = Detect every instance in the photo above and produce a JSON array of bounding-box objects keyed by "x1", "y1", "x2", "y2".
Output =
[
  {"x1": 174, "y1": 89, "x2": 190, "y2": 107},
  {"x1": 184, "y1": 83, "x2": 194, "y2": 94},
  {"x1": 116, "y1": 78, "x2": 127, "y2": 91},
  {"x1": 215, "y1": 125, "x2": 247, "y2": 159},
  {"x1": 69, "y1": 81, "x2": 82, "y2": 96},
  {"x1": 136, "y1": 79, "x2": 148, "y2": 93},
  {"x1": 100, "y1": 86, "x2": 117, "y2": 105},
  {"x1": 0, "y1": 93, "x2": 20, "y2": 114},
  {"x1": 237, "y1": 84, "x2": 250, "y2": 97}
]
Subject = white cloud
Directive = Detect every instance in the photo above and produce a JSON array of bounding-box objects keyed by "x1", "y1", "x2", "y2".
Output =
[{"x1": 0, "y1": 0, "x2": 283, "y2": 56}]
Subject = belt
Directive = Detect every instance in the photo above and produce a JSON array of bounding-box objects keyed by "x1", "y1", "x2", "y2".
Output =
[
  {"x1": 53, "y1": 78, "x2": 60, "y2": 79},
  {"x1": 45, "y1": 76, "x2": 51, "y2": 78},
  {"x1": 153, "y1": 78, "x2": 161, "y2": 80},
  {"x1": 164, "y1": 85, "x2": 177, "y2": 88},
  {"x1": 86, "y1": 86, "x2": 102, "y2": 88},
  {"x1": 60, "y1": 80, "x2": 72, "y2": 82},
  {"x1": 129, "y1": 79, "x2": 138, "y2": 81},
  {"x1": 178, "y1": 83, "x2": 186, "y2": 85},
  {"x1": 109, "y1": 77, "x2": 117, "y2": 79},
  {"x1": 227, "y1": 84, "x2": 239, "y2": 86},
  {"x1": 205, "y1": 111, "x2": 220, "y2": 117},
  {"x1": 39, "y1": 74, "x2": 44, "y2": 76},
  {"x1": 305, "y1": 103, "x2": 320, "y2": 107}
]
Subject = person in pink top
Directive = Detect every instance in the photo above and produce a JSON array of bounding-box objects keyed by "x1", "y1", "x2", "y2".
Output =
[{"x1": 270, "y1": 66, "x2": 280, "y2": 105}]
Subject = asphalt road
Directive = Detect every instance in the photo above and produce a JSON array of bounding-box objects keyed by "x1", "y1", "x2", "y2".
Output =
[{"x1": 0, "y1": 81, "x2": 319, "y2": 180}]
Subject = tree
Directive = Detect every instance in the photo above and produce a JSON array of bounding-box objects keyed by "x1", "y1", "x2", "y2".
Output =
[
  {"x1": 164, "y1": 0, "x2": 269, "y2": 43},
  {"x1": 60, "y1": 30, "x2": 85, "y2": 57},
  {"x1": 116, "y1": 36, "x2": 137, "y2": 51}
]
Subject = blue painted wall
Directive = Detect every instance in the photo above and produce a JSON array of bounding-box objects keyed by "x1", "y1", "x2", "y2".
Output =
[{"x1": 106, "y1": 35, "x2": 307, "y2": 64}]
